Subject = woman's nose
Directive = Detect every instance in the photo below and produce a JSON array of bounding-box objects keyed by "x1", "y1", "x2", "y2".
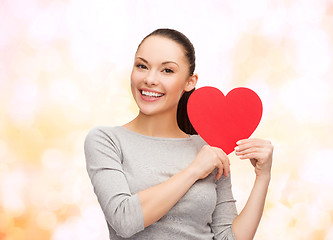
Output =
[{"x1": 144, "y1": 70, "x2": 158, "y2": 86}]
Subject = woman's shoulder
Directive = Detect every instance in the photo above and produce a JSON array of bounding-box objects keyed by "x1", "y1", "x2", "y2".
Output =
[
  {"x1": 189, "y1": 134, "x2": 208, "y2": 148},
  {"x1": 84, "y1": 126, "x2": 127, "y2": 155},
  {"x1": 85, "y1": 125, "x2": 126, "y2": 145},
  {"x1": 86, "y1": 125, "x2": 120, "y2": 137}
]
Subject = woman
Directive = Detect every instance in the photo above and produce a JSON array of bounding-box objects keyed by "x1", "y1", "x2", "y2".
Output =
[{"x1": 84, "y1": 28, "x2": 273, "y2": 240}]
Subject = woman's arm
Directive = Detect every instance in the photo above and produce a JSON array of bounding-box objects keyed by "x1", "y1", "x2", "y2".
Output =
[
  {"x1": 138, "y1": 165, "x2": 197, "y2": 227},
  {"x1": 85, "y1": 128, "x2": 145, "y2": 238},
  {"x1": 232, "y1": 138, "x2": 273, "y2": 240},
  {"x1": 139, "y1": 145, "x2": 231, "y2": 227},
  {"x1": 85, "y1": 128, "x2": 230, "y2": 237}
]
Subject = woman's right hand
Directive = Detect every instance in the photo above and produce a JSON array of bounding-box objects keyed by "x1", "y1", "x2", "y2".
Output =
[{"x1": 188, "y1": 145, "x2": 230, "y2": 181}]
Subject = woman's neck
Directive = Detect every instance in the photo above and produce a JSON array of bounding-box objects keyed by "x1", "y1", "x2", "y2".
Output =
[{"x1": 123, "y1": 111, "x2": 189, "y2": 138}]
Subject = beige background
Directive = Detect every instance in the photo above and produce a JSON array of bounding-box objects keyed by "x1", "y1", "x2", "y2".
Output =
[{"x1": 1, "y1": 0, "x2": 333, "y2": 239}]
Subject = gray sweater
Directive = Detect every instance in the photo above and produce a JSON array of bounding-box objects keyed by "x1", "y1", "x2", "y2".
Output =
[{"x1": 84, "y1": 126, "x2": 237, "y2": 239}]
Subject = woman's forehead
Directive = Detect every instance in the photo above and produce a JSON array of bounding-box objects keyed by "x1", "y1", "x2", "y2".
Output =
[{"x1": 136, "y1": 36, "x2": 187, "y2": 64}]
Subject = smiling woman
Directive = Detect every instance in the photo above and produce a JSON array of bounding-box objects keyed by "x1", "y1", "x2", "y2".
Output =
[
  {"x1": 84, "y1": 28, "x2": 273, "y2": 240},
  {"x1": 128, "y1": 33, "x2": 197, "y2": 133}
]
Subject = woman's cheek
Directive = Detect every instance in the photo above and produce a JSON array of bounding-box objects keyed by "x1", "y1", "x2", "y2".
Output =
[{"x1": 130, "y1": 70, "x2": 139, "y2": 83}]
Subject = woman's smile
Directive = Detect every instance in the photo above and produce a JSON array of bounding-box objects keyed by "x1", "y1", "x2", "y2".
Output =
[
  {"x1": 139, "y1": 89, "x2": 165, "y2": 102},
  {"x1": 139, "y1": 88, "x2": 165, "y2": 102}
]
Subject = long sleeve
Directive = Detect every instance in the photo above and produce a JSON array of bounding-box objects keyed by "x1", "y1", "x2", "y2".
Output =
[
  {"x1": 211, "y1": 174, "x2": 238, "y2": 240},
  {"x1": 84, "y1": 127, "x2": 144, "y2": 238}
]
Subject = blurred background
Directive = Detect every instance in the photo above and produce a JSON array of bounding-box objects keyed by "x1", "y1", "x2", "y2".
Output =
[{"x1": 1, "y1": 0, "x2": 333, "y2": 239}]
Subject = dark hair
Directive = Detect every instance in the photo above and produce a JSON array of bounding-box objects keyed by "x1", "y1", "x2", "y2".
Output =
[{"x1": 138, "y1": 28, "x2": 197, "y2": 134}]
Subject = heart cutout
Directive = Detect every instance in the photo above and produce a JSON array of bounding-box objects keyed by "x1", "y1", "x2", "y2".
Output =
[{"x1": 187, "y1": 86, "x2": 263, "y2": 155}]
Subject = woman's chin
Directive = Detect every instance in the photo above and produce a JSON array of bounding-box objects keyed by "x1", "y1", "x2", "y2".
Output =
[{"x1": 138, "y1": 108, "x2": 159, "y2": 117}]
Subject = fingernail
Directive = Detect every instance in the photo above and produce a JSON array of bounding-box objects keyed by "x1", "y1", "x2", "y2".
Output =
[
  {"x1": 234, "y1": 146, "x2": 239, "y2": 151},
  {"x1": 236, "y1": 141, "x2": 241, "y2": 145}
]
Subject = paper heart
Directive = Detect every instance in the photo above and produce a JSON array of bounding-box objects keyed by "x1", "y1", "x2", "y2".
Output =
[{"x1": 187, "y1": 86, "x2": 263, "y2": 155}]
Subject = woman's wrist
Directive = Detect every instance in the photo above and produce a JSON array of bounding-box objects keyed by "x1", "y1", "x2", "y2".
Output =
[
  {"x1": 255, "y1": 173, "x2": 271, "y2": 185},
  {"x1": 184, "y1": 165, "x2": 201, "y2": 182}
]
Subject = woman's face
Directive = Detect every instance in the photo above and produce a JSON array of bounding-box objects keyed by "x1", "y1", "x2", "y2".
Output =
[{"x1": 130, "y1": 36, "x2": 194, "y2": 116}]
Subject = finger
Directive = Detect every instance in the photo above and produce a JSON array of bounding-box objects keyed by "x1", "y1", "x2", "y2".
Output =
[
  {"x1": 214, "y1": 147, "x2": 229, "y2": 160},
  {"x1": 218, "y1": 153, "x2": 230, "y2": 178},
  {"x1": 215, "y1": 148, "x2": 230, "y2": 177},
  {"x1": 236, "y1": 141, "x2": 265, "y2": 150},
  {"x1": 212, "y1": 146, "x2": 227, "y2": 156},
  {"x1": 223, "y1": 156, "x2": 230, "y2": 177},
  {"x1": 235, "y1": 139, "x2": 268, "y2": 152},
  {"x1": 212, "y1": 149, "x2": 224, "y2": 180},
  {"x1": 215, "y1": 158, "x2": 224, "y2": 180},
  {"x1": 235, "y1": 147, "x2": 259, "y2": 156},
  {"x1": 237, "y1": 138, "x2": 264, "y2": 145},
  {"x1": 211, "y1": 147, "x2": 230, "y2": 178},
  {"x1": 239, "y1": 152, "x2": 265, "y2": 161}
]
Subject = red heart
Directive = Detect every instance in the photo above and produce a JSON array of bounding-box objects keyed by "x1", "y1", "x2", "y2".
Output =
[{"x1": 187, "y1": 87, "x2": 263, "y2": 155}]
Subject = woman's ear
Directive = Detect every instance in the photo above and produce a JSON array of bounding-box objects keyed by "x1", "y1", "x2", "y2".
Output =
[{"x1": 184, "y1": 74, "x2": 198, "y2": 92}]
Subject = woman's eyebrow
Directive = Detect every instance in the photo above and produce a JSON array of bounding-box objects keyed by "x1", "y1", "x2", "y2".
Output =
[
  {"x1": 136, "y1": 57, "x2": 148, "y2": 63},
  {"x1": 136, "y1": 57, "x2": 179, "y2": 67},
  {"x1": 162, "y1": 61, "x2": 179, "y2": 67}
]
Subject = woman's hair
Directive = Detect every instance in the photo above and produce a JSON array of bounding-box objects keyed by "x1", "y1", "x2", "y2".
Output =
[{"x1": 138, "y1": 28, "x2": 198, "y2": 135}]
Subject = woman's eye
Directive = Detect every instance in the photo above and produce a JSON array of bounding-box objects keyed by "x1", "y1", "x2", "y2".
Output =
[
  {"x1": 163, "y1": 68, "x2": 174, "y2": 73},
  {"x1": 136, "y1": 64, "x2": 147, "y2": 70}
]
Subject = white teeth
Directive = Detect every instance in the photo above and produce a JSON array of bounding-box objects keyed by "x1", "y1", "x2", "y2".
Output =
[{"x1": 142, "y1": 90, "x2": 163, "y2": 97}]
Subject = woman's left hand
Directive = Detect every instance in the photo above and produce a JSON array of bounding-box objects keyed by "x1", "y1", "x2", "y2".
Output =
[{"x1": 234, "y1": 138, "x2": 273, "y2": 179}]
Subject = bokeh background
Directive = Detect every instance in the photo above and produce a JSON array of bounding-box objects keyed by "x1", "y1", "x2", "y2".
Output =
[{"x1": 1, "y1": 0, "x2": 333, "y2": 239}]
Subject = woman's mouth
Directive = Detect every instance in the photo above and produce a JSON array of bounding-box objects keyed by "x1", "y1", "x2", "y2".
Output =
[{"x1": 139, "y1": 89, "x2": 165, "y2": 101}]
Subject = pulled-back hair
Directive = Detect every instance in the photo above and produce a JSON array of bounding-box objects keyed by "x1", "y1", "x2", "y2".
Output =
[{"x1": 138, "y1": 28, "x2": 197, "y2": 134}]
